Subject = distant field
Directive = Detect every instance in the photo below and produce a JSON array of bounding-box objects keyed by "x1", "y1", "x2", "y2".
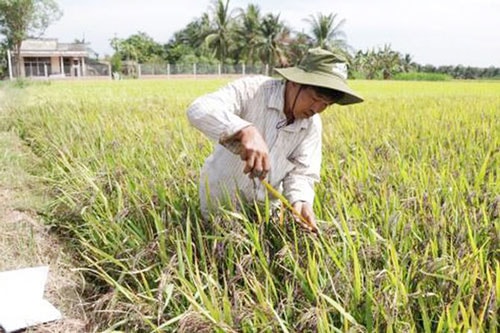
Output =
[{"x1": 3, "y1": 79, "x2": 499, "y2": 332}]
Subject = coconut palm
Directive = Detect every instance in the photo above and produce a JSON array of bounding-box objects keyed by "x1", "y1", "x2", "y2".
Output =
[
  {"x1": 258, "y1": 13, "x2": 288, "y2": 69},
  {"x1": 234, "y1": 4, "x2": 262, "y2": 66},
  {"x1": 175, "y1": 13, "x2": 211, "y2": 51},
  {"x1": 304, "y1": 12, "x2": 351, "y2": 62},
  {"x1": 205, "y1": 0, "x2": 236, "y2": 67}
]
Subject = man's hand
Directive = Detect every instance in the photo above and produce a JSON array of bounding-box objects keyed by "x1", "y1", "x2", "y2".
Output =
[
  {"x1": 235, "y1": 126, "x2": 270, "y2": 180},
  {"x1": 292, "y1": 201, "x2": 318, "y2": 233}
]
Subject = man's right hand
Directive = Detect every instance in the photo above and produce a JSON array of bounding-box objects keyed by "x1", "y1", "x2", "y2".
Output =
[{"x1": 235, "y1": 125, "x2": 270, "y2": 180}]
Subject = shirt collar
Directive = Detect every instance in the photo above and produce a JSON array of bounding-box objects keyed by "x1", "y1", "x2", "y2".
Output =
[
  {"x1": 267, "y1": 79, "x2": 284, "y2": 111},
  {"x1": 268, "y1": 79, "x2": 309, "y2": 132}
]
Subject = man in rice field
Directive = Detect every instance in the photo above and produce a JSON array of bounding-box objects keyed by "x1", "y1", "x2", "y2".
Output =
[{"x1": 187, "y1": 48, "x2": 363, "y2": 232}]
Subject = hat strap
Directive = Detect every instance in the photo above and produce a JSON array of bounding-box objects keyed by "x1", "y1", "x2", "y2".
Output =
[{"x1": 284, "y1": 84, "x2": 303, "y2": 126}]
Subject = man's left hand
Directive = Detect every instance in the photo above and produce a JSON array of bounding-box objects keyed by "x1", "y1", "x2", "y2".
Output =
[{"x1": 292, "y1": 201, "x2": 318, "y2": 233}]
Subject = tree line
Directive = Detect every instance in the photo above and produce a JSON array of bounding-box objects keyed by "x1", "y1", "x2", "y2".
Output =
[{"x1": 1, "y1": 0, "x2": 499, "y2": 80}]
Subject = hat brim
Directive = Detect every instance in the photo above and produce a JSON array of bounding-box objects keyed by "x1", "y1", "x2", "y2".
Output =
[{"x1": 274, "y1": 67, "x2": 364, "y2": 105}]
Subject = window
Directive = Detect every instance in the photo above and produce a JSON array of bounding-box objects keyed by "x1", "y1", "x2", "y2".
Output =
[{"x1": 24, "y1": 57, "x2": 51, "y2": 77}]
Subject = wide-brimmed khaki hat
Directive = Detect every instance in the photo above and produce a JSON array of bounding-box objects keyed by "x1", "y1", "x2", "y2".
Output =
[{"x1": 275, "y1": 48, "x2": 364, "y2": 105}]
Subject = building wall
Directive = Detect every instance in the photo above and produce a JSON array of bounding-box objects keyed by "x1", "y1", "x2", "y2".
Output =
[{"x1": 51, "y1": 57, "x2": 61, "y2": 75}]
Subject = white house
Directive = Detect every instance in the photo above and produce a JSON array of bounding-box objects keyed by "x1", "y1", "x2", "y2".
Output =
[{"x1": 11, "y1": 38, "x2": 92, "y2": 78}]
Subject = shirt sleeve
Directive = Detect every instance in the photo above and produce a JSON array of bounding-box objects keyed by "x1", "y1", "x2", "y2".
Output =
[
  {"x1": 186, "y1": 77, "x2": 267, "y2": 145},
  {"x1": 282, "y1": 116, "x2": 322, "y2": 205}
]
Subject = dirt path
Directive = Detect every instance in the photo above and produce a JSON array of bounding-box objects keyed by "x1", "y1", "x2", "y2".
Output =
[{"x1": 0, "y1": 88, "x2": 89, "y2": 332}]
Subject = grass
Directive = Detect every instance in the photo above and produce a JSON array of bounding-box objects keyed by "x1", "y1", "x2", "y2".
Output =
[
  {"x1": 0, "y1": 89, "x2": 88, "y2": 332},
  {"x1": 0, "y1": 130, "x2": 45, "y2": 265},
  {"x1": 2, "y1": 79, "x2": 499, "y2": 332}
]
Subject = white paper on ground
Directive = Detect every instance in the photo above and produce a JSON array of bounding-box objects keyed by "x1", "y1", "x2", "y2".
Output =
[{"x1": 0, "y1": 266, "x2": 62, "y2": 332}]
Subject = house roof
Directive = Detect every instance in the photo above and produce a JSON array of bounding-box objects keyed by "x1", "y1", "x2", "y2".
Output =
[{"x1": 19, "y1": 38, "x2": 89, "y2": 57}]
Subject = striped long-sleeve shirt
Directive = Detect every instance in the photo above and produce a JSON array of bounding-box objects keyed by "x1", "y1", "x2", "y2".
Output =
[{"x1": 187, "y1": 75, "x2": 322, "y2": 216}]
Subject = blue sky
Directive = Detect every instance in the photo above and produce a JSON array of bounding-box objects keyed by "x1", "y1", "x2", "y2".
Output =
[{"x1": 44, "y1": 0, "x2": 500, "y2": 67}]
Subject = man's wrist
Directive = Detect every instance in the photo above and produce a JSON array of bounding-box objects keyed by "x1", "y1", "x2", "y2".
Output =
[{"x1": 235, "y1": 125, "x2": 256, "y2": 139}]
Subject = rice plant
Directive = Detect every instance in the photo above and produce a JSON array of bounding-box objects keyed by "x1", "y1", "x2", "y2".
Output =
[{"x1": 3, "y1": 79, "x2": 499, "y2": 332}]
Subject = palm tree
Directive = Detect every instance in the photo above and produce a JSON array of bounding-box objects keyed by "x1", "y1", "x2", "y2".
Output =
[
  {"x1": 234, "y1": 4, "x2": 262, "y2": 67},
  {"x1": 175, "y1": 13, "x2": 211, "y2": 53},
  {"x1": 304, "y1": 12, "x2": 351, "y2": 61},
  {"x1": 258, "y1": 13, "x2": 288, "y2": 69},
  {"x1": 205, "y1": 0, "x2": 236, "y2": 67}
]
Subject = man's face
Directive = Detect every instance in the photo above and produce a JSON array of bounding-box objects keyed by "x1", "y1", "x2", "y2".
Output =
[{"x1": 292, "y1": 85, "x2": 336, "y2": 119}]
